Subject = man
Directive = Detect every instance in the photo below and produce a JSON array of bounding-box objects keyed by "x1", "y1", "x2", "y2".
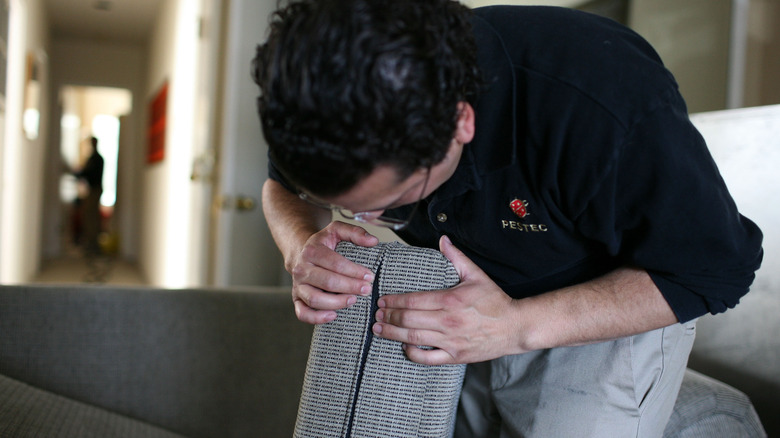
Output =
[
  {"x1": 253, "y1": 1, "x2": 763, "y2": 436},
  {"x1": 74, "y1": 136, "x2": 104, "y2": 255}
]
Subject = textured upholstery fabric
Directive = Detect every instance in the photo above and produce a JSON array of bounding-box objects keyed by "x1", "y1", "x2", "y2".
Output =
[
  {"x1": 0, "y1": 373, "x2": 185, "y2": 437},
  {"x1": 0, "y1": 283, "x2": 766, "y2": 437},
  {"x1": 663, "y1": 369, "x2": 767, "y2": 438},
  {"x1": 295, "y1": 242, "x2": 465, "y2": 438},
  {"x1": 0, "y1": 285, "x2": 312, "y2": 438}
]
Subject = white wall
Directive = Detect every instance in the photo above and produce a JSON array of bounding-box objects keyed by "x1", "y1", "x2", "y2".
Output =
[
  {"x1": 744, "y1": 0, "x2": 780, "y2": 107},
  {"x1": 463, "y1": 0, "x2": 586, "y2": 7},
  {"x1": 629, "y1": 0, "x2": 733, "y2": 113},
  {"x1": 688, "y1": 104, "x2": 780, "y2": 436},
  {"x1": 141, "y1": 0, "x2": 207, "y2": 287},
  {"x1": 463, "y1": 0, "x2": 735, "y2": 114},
  {"x1": 0, "y1": 0, "x2": 50, "y2": 283}
]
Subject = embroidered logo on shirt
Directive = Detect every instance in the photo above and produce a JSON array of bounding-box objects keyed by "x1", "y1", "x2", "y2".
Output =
[
  {"x1": 503, "y1": 198, "x2": 549, "y2": 233},
  {"x1": 509, "y1": 199, "x2": 529, "y2": 219}
]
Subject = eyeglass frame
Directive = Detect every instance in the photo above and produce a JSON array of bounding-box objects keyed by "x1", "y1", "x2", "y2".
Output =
[{"x1": 297, "y1": 167, "x2": 431, "y2": 231}]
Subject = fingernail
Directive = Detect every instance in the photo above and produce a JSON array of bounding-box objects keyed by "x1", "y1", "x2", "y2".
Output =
[
  {"x1": 376, "y1": 310, "x2": 384, "y2": 321},
  {"x1": 377, "y1": 298, "x2": 386, "y2": 308},
  {"x1": 363, "y1": 272, "x2": 375, "y2": 282},
  {"x1": 372, "y1": 323, "x2": 382, "y2": 334},
  {"x1": 360, "y1": 284, "x2": 372, "y2": 296},
  {"x1": 442, "y1": 235, "x2": 452, "y2": 245},
  {"x1": 347, "y1": 296, "x2": 357, "y2": 306}
]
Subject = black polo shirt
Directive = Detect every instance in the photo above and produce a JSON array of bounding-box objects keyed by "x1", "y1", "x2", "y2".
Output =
[
  {"x1": 269, "y1": 6, "x2": 763, "y2": 323},
  {"x1": 387, "y1": 6, "x2": 763, "y2": 323}
]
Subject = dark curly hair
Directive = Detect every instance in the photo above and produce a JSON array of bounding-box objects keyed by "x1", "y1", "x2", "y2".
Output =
[{"x1": 253, "y1": 0, "x2": 481, "y2": 197}]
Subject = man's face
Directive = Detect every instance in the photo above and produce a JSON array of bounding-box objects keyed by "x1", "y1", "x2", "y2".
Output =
[
  {"x1": 324, "y1": 138, "x2": 465, "y2": 217},
  {"x1": 315, "y1": 101, "x2": 475, "y2": 218}
]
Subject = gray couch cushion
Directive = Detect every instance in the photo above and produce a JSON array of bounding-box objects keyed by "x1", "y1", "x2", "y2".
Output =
[
  {"x1": 0, "y1": 285, "x2": 312, "y2": 438},
  {"x1": 295, "y1": 242, "x2": 464, "y2": 438},
  {"x1": 0, "y1": 373, "x2": 186, "y2": 437},
  {"x1": 663, "y1": 369, "x2": 766, "y2": 438}
]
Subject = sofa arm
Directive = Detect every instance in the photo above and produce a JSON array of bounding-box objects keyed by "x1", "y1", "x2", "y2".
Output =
[{"x1": 663, "y1": 369, "x2": 766, "y2": 438}]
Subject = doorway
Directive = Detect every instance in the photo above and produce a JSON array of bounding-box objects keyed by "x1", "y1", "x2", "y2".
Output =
[{"x1": 39, "y1": 84, "x2": 139, "y2": 284}]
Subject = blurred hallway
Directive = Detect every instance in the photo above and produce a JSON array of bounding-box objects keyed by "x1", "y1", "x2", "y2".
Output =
[{"x1": 33, "y1": 246, "x2": 145, "y2": 286}]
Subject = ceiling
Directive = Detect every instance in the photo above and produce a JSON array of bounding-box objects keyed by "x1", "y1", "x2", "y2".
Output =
[{"x1": 43, "y1": 0, "x2": 161, "y2": 44}]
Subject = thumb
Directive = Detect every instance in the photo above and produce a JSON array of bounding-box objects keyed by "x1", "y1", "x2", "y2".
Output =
[
  {"x1": 331, "y1": 221, "x2": 380, "y2": 248},
  {"x1": 439, "y1": 235, "x2": 479, "y2": 281}
]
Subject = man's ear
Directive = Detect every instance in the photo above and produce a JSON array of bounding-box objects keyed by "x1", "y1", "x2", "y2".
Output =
[{"x1": 455, "y1": 102, "x2": 475, "y2": 144}]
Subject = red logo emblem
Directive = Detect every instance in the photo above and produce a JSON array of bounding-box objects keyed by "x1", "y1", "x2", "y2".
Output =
[{"x1": 510, "y1": 199, "x2": 529, "y2": 219}]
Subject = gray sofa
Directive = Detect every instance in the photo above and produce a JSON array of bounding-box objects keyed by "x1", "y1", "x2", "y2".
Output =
[
  {"x1": 0, "y1": 285, "x2": 311, "y2": 438},
  {"x1": 0, "y1": 283, "x2": 769, "y2": 437}
]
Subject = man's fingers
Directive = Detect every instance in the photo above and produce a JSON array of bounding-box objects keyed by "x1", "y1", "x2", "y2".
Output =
[
  {"x1": 402, "y1": 344, "x2": 456, "y2": 366},
  {"x1": 373, "y1": 321, "x2": 442, "y2": 348},
  {"x1": 329, "y1": 221, "x2": 380, "y2": 248},
  {"x1": 439, "y1": 235, "x2": 480, "y2": 281},
  {"x1": 376, "y1": 308, "x2": 448, "y2": 332},
  {"x1": 293, "y1": 299, "x2": 338, "y2": 325},
  {"x1": 300, "y1": 243, "x2": 375, "y2": 285},
  {"x1": 378, "y1": 289, "x2": 448, "y2": 311},
  {"x1": 294, "y1": 260, "x2": 372, "y2": 297},
  {"x1": 293, "y1": 283, "x2": 360, "y2": 324},
  {"x1": 296, "y1": 282, "x2": 359, "y2": 310},
  {"x1": 372, "y1": 323, "x2": 456, "y2": 365}
]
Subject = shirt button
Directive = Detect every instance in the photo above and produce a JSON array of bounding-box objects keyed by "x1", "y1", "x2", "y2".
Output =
[{"x1": 436, "y1": 213, "x2": 448, "y2": 223}]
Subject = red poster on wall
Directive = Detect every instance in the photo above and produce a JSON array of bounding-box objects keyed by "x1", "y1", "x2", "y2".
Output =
[{"x1": 147, "y1": 81, "x2": 168, "y2": 164}]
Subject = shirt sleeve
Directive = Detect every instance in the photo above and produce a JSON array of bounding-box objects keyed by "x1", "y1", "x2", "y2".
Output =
[
  {"x1": 267, "y1": 157, "x2": 298, "y2": 194},
  {"x1": 571, "y1": 91, "x2": 764, "y2": 323}
]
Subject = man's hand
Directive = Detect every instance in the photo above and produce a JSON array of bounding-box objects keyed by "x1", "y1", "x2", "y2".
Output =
[
  {"x1": 372, "y1": 235, "x2": 680, "y2": 366},
  {"x1": 290, "y1": 221, "x2": 379, "y2": 324},
  {"x1": 373, "y1": 235, "x2": 522, "y2": 365}
]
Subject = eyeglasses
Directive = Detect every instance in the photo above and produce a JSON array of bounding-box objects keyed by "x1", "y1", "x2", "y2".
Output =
[{"x1": 298, "y1": 168, "x2": 430, "y2": 231}]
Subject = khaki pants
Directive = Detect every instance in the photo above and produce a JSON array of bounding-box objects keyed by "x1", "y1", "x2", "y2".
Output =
[
  {"x1": 455, "y1": 320, "x2": 697, "y2": 438},
  {"x1": 81, "y1": 189, "x2": 102, "y2": 254}
]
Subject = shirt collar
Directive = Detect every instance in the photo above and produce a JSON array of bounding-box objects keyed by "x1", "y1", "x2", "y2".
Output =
[{"x1": 432, "y1": 12, "x2": 518, "y2": 202}]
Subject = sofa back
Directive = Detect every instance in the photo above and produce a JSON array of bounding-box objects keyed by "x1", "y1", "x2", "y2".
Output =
[
  {"x1": 689, "y1": 104, "x2": 780, "y2": 436},
  {"x1": 0, "y1": 285, "x2": 312, "y2": 438}
]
